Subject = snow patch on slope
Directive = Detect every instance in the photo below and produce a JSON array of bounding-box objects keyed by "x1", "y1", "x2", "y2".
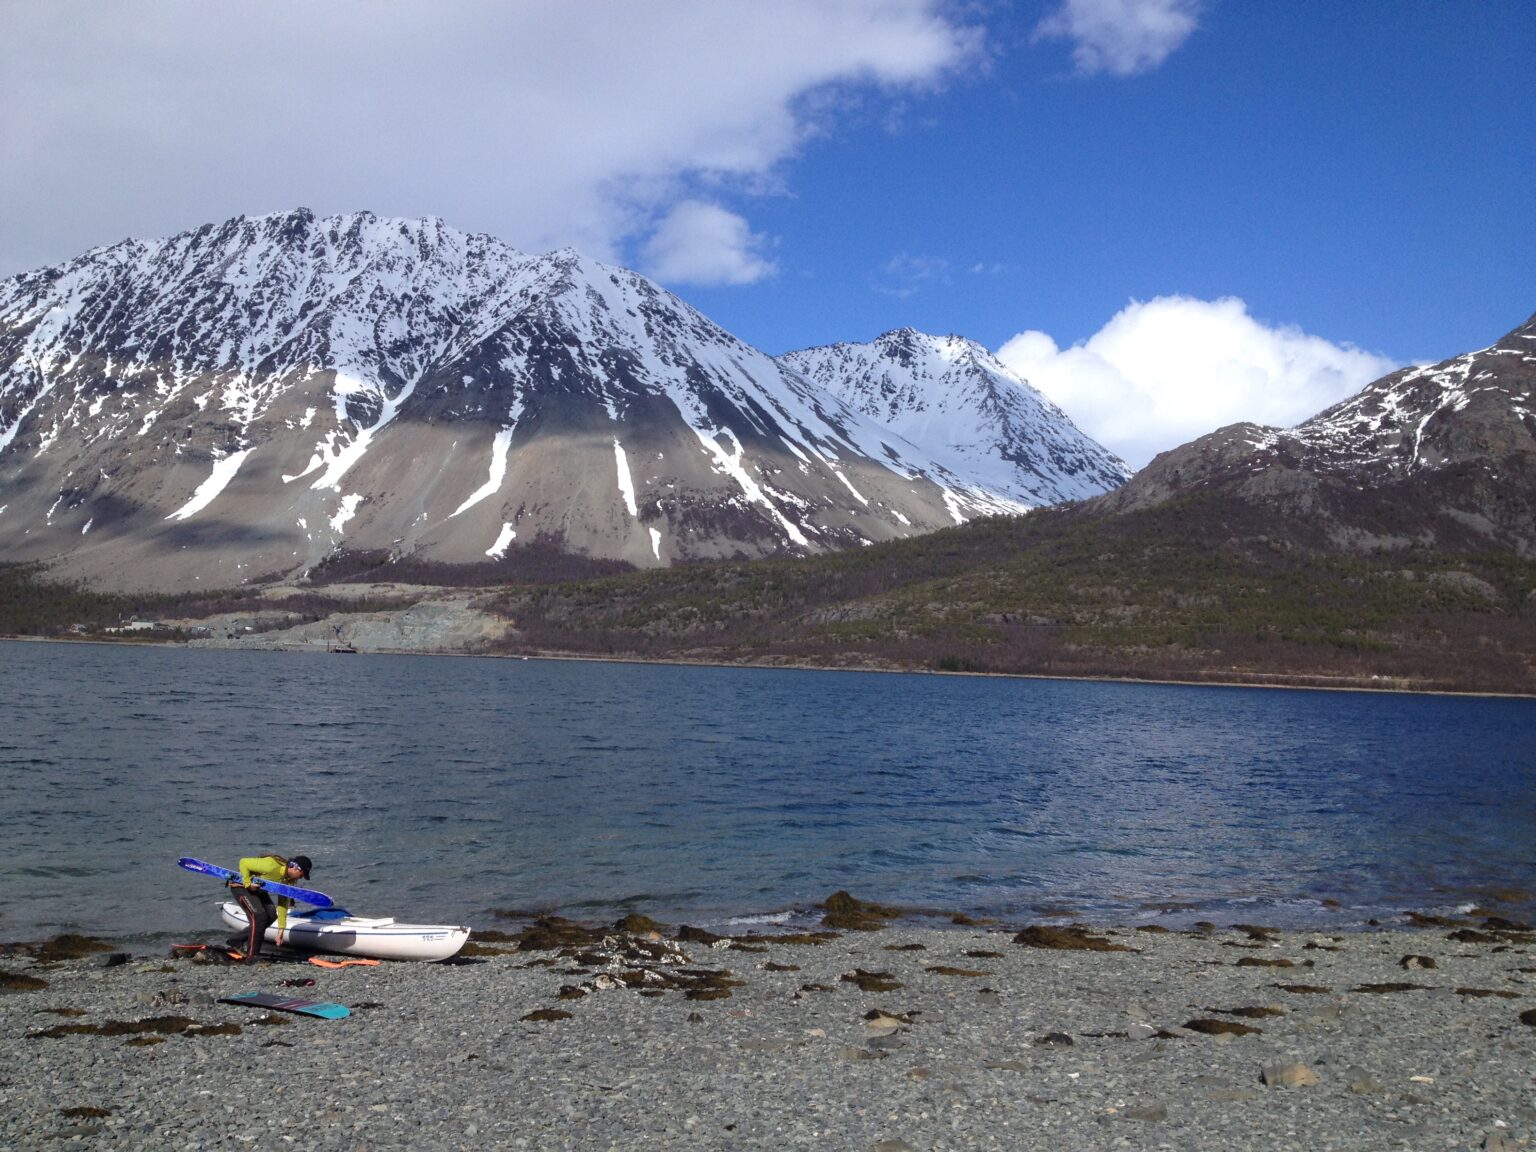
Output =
[
  {"x1": 452, "y1": 427, "x2": 515, "y2": 518},
  {"x1": 693, "y1": 426, "x2": 808, "y2": 547},
  {"x1": 329, "y1": 493, "x2": 363, "y2": 533},
  {"x1": 166, "y1": 448, "x2": 254, "y2": 521},
  {"x1": 614, "y1": 439, "x2": 639, "y2": 518},
  {"x1": 486, "y1": 522, "x2": 516, "y2": 558}
]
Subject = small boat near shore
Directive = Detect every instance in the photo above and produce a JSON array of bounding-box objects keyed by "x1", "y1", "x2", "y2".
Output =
[{"x1": 220, "y1": 901, "x2": 470, "y2": 962}]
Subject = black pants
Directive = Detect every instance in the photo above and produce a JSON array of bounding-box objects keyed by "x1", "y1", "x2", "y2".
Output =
[{"x1": 232, "y1": 885, "x2": 276, "y2": 963}]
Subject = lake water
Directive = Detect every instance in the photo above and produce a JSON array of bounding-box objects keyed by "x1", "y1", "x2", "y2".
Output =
[{"x1": 2, "y1": 639, "x2": 1533, "y2": 945}]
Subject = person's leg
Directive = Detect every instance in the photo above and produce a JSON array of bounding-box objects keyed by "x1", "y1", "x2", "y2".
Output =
[
  {"x1": 231, "y1": 887, "x2": 260, "y2": 958},
  {"x1": 234, "y1": 888, "x2": 276, "y2": 963}
]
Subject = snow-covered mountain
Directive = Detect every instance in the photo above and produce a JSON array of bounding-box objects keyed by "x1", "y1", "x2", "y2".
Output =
[
  {"x1": 780, "y1": 329, "x2": 1130, "y2": 505},
  {"x1": 1096, "y1": 312, "x2": 1536, "y2": 555},
  {"x1": 1277, "y1": 314, "x2": 1536, "y2": 476},
  {"x1": 0, "y1": 210, "x2": 1125, "y2": 591}
]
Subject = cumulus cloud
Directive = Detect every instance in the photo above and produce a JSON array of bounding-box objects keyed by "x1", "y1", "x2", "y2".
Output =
[
  {"x1": 996, "y1": 296, "x2": 1399, "y2": 468},
  {"x1": 642, "y1": 201, "x2": 776, "y2": 285},
  {"x1": 1034, "y1": 0, "x2": 1201, "y2": 76},
  {"x1": 0, "y1": 1, "x2": 979, "y2": 279}
]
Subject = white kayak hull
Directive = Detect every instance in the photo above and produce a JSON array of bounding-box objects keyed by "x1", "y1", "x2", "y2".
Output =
[{"x1": 220, "y1": 901, "x2": 470, "y2": 962}]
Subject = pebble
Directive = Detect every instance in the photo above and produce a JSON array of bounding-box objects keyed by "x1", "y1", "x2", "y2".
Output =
[
  {"x1": 1262, "y1": 1062, "x2": 1321, "y2": 1088},
  {"x1": 1346, "y1": 1071, "x2": 1390, "y2": 1094}
]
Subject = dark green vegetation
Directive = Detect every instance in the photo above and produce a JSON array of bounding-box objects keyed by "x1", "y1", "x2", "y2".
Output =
[
  {"x1": 0, "y1": 563, "x2": 135, "y2": 636},
  {"x1": 483, "y1": 493, "x2": 1536, "y2": 695}
]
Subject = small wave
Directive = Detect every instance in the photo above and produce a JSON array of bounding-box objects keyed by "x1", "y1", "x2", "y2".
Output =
[{"x1": 720, "y1": 910, "x2": 798, "y2": 927}]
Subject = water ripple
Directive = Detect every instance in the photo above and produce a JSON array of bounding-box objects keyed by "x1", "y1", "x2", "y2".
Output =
[{"x1": 1, "y1": 641, "x2": 1533, "y2": 938}]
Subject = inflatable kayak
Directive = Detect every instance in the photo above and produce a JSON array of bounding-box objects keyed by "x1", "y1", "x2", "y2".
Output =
[{"x1": 220, "y1": 901, "x2": 470, "y2": 963}]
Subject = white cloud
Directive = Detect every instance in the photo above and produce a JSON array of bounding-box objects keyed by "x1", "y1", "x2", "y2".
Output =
[
  {"x1": 873, "y1": 252, "x2": 951, "y2": 298},
  {"x1": 642, "y1": 201, "x2": 776, "y2": 286},
  {"x1": 997, "y1": 296, "x2": 1400, "y2": 468},
  {"x1": 1034, "y1": 0, "x2": 1200, "y2": 76},
  {"x1": 0, "y1": 1, "x2": 979, "y2": 278}
]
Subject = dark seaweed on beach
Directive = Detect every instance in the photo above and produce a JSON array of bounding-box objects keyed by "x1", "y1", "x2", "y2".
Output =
[
  {"x1": 3, "y1": 935, "x2": 116, "y2": 963},
  {"x1": 1013, "y1": 925, "x2": 1135, "y2": 953},
  {"x1": 841, "y1": 969, "x2": 904, "y2": 992},
  {"x1": 1185, "y1": 1018, "x2": 1263, "y2": 1036},
  {"x1": 27, "y1": 1015, "x2": 219, "y2": 1039},
  {"x1": 820, "y1": 891, "x2": 903, "y2": 931},
  {"x1": 521, "y1": 1009, "x2": 572, "y2": 1022}
]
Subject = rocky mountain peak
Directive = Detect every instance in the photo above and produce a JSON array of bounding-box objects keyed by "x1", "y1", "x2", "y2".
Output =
[
  {"x1": 0, "y1": 210, "x2": 1131, "y2": 591},
  {"x1": 1094, "y1": 313, "x2": 1536, "y2": 556},
  {"x1": 780, "y1": 328, "x2": 1131, "y2": 506}
]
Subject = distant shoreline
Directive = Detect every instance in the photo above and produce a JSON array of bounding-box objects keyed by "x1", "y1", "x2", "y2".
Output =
[{"x1": 7, "y1": 631, "x2": 1533, "y2": 701}]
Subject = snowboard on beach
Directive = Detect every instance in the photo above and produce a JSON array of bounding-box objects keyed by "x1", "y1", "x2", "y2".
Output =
[
  {"x1": 219, "y1": 991, "x2": 350, "y2": 1020},
  {"x1": 178, "y1": 857, "x2": 334, "y2": 907}
]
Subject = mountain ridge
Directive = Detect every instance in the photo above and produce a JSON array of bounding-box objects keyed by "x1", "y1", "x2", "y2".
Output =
[
  {"x1": 5, "y1": 311, "x2": 1534, "y2": 694},
  {"x1": 0, "y1": 209, "x2": 1127, "y2": 591},
  {"x1": 1095, "y1": 311, "x2": 1536, "y2": 557}
]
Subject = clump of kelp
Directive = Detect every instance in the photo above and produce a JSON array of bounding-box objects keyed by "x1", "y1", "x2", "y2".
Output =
[
  {"x1": 820, "y1": 891, "x2": 903, "y2": 931},
  {"x1": 28, "y1": 1016, "x2": 241, "y2": 1041},
  {"x1": 0, "y1": 934, "x2": 117, "y2": 963},
  {"x1": 1013, "y1": 925, "x2": 1136, "y2": 953},
  {"x1": 1, "y1": 934, "x2": 122, "y2": 992}
]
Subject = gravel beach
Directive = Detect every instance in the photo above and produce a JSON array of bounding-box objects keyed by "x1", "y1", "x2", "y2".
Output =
[{"x1": 3, "y1": 914, "x2": 1533, "y2": 1151}]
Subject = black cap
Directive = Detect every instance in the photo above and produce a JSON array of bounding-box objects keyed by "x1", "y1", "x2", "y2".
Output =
[{"x1": 290, "y1": 855, "x2": 313, "y2": 879}]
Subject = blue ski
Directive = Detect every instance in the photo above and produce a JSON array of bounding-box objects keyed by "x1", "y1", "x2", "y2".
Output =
[{"x1": 178, "y1": 857, "x2": 334, "y2": 908}]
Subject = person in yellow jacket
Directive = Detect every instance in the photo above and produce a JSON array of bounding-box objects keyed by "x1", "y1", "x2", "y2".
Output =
[{"x1": 229, "y1": 854, "x2": 313, "y2": 964}]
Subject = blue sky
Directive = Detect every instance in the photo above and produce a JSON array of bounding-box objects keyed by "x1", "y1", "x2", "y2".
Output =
[
  {"x1": 691, "y1": 2, "x2": 1534, "y2": 363},
  {"x1": 3, "y1": 1, "x2": 1532, "y2": 465}
]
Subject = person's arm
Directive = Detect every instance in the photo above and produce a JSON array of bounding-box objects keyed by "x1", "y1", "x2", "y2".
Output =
[
  {"x1": 238, "y1": 856, "x2": 283, "y2": 887},
  {"x1": 276, "y1": 896, "x2": 292, "y2": 934}
]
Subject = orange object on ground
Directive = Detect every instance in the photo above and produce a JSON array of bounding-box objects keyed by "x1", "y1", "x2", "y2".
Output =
[{"x1": 307, "y1": 955, "x2": 381, "y2": 968}]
